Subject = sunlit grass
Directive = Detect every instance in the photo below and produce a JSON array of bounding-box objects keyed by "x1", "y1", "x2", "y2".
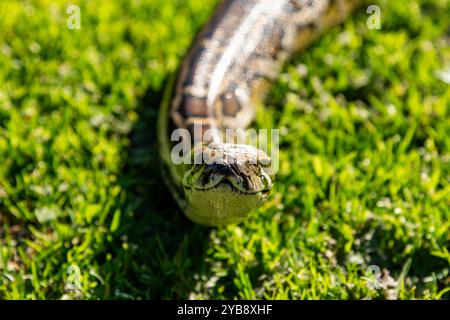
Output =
[{"x1": 0, "y1": 0, "x2": 448, "y2": 299}]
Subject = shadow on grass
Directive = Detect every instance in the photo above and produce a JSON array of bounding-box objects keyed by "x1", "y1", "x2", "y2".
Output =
[{"x1": 99, "y1": 81, "x2": 210, "y2": 299}]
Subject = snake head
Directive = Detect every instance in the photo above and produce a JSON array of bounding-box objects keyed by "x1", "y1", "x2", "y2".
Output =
[{"x1": 182, "y1": 143, "x2": 274, "y2": 226}]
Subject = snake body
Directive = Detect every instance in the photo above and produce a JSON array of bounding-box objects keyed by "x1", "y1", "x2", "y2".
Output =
[{"x1": 158, "y1": 0, "x2": 362, "y2": 226}]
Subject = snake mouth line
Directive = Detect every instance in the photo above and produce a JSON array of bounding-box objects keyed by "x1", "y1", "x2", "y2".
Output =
[{"x1": 184, "y1": 180, "x2": 271, "y2": 195}]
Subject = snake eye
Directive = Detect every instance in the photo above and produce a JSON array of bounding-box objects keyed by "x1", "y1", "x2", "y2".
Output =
[{"x1": 292, "y1": 0, "x2": 317, "y2": 10}]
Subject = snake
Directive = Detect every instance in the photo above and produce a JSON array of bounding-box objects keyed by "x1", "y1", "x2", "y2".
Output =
[{"x1": 158, "y1": 0, "x2": 364, "y2": 226}]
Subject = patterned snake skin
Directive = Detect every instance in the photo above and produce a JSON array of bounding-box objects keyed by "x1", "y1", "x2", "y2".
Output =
[{"x1": 158, "y1": 0, "x2": 363, "y2": 225}]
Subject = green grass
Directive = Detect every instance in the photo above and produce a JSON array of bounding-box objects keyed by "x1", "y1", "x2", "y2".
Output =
[{"x1": 0, "y1": 0, "x2": 449, "y2": 299}]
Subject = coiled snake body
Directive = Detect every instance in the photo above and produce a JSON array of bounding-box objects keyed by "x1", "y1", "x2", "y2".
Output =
[{"x1": 158, "y1": 0, "x2": 362, "y2": 226}]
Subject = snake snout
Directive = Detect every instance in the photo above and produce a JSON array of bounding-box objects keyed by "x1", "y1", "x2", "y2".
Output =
[
  {"x1": 182, "y1": 143, "x2": 275, "y2": 226},
  {"x1": 184, "y1": 143, "x2": 274, "y2": 194}
]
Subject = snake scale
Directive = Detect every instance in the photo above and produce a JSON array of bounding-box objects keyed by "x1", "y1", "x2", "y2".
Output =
[{"x1": 158, "y1": 0, "x2": 363, "y2": 226}]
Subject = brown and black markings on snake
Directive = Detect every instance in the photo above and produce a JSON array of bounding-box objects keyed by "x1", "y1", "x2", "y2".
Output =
[
  {"x1": 169, "y1": 0, "x2": 361, "y2": 144},
  {"x1": 159, "y1": 0, "x2": 364, "y2": 225}
]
